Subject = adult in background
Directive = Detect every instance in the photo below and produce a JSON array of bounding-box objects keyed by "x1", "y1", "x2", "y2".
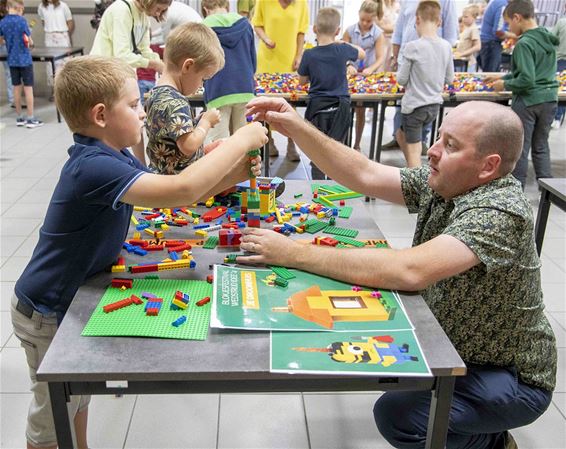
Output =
[
  {"x1": 252, "y1": 0, "x2": 309, "y2": 161},
  {"x1": 90, "y1": 0, "x2": 171, "y2": 164},
  {"x1": 478, "y1": 0, "x2": 509, "y2": 72},
  {"x1": 377, "y1": 0, "x2": 399, "y2": 71},
  {"x1": 241, "y1": 96, "x2": 556, "y2": 449}
]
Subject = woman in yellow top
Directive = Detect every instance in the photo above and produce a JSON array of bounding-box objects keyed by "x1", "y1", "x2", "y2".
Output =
[{"x1": 253, "y1": 0, "x2": 309, "y2": 160}]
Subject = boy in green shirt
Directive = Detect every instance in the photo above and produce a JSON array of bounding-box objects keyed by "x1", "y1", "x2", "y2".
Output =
[
  {"x1": 551, "y1": 12, "x2": 566, "y2": 127},
  {"x1": 486, "y1": 0, "x2": 559, "y2": 188}
]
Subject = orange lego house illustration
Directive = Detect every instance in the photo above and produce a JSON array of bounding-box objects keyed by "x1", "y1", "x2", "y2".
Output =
[{"x1": 272, "y1": 286, "x2": 397, "y2": 329}]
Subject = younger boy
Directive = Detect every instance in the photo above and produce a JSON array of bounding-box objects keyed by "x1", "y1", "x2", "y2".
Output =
[
  {"x1": 0, "y1": 0, "x2": 43, "y2": 127},
  {"x1": 297, "y1": 7, "x2": 364, "y2": 179},
  {"x1": 454, "y1": 5, "x2": 481, "y2": 72},
  {"x1": 202, "y1": 0, "x2": 256, "y2": 144},
  {"x1": 145, "y1": 22, "x2": 223, "y2": 174},
  {"x1": 10, "y1": 55, "x2": 265, "y2": 449},
  {"x1": 486, "y1": 0, "x2": 559, "y2": 188},
  {"x1": 396, "y1": 0, "x2": 454, "y2": 168}
]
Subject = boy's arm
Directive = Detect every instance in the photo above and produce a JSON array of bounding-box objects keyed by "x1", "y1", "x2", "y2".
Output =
[
  {"x1": 297, "y1": 51, "x2": 309, "y2": 85},
  {"x1": 176, "y1": 111, "x2": 220, "y2": 156},
  {"x1": 122, "y1": 123, "x2": 267, "y2": 208},
  {"x1": 396, "y1": 46, "x2": 412, "y2": 86},
  {"x1": 445, "y1": 45, "x2": 455, "y2": 85},
  {"x1": 342, "y1": 30, "x2": 351, "y2": 43}
]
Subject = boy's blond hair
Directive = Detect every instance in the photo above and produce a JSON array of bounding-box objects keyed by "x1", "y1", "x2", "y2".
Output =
[
  {"x1": 54, "y1": 56, "x2": 136, "y2": 133},
  {"x1": 7, "y1": 0, "x2": 24, "y2": 9},
  {"x1": 359, "y1": 0, "x2": 383, "y2": 20},
  {"x1": 463, "y1": 4, "x2": 479, "y2": 18},
  {"x1": 316, "y1": 7, "x2": 341, "y2": 36},
  {"x1": 138, "y1": 0, "x2": 172, "y2": 21},
  {"x1": 201, "y1": 0, "x2": 229, "y2": 17},
  {"x1": 416, "y1": 0, "x2": 441, "y2": 23},
  {"x1": 165, "y1": 22, "x2": 225, "y2": 72}
]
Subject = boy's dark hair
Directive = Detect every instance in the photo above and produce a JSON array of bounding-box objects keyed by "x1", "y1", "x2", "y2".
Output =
[
  {"x1": 504, "y1": 0, "x2": 535, "y2": 19},
  {"x1": 316, "y1": 7, "x2": 341, "y2": 35},
  {"x1": 416, "y1": 0, "x2": 441, "y2": 23}
]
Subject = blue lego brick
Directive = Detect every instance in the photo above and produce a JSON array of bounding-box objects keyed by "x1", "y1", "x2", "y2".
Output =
[
  {"x1": 136, "y1": 223, "x2": 150, "y2": 231},
  {"x1": 193, "y1": 224, "x2": 210, "y2": 230},
  {"x1": 172, "y1": 316, "x2": 187, "y2": 327},
  {"x1": 169, "y1": 251, "x2": 179, "y2": 261}
]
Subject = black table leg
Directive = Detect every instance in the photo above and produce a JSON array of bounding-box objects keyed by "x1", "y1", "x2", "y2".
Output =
[
  {"x1": 376, "y1": 100, "x2": 387, "y2": 163},
  {"x1": 48, "y1": 382, "x2": 76, "y2": 448},
  {"x1": 425, "y1": 375, "x2": 455, "y2": 449},
  {"x1": 535, "y1": 187, "x2": 552, "y2": 256},
  {"x1": 368, "y1": 102, "x2": 379, "y2": 162},
  {"x1": 51, "y1": 60, "x2": 62, "y2": 123}
]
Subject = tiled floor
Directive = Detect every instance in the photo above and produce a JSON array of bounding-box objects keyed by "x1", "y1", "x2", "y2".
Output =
[{"x1": 1, "y1": 100, "x2": 565, "y2": 448}]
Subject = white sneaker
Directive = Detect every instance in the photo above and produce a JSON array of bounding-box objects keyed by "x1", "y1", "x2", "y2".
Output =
[{"x1": 551, "y1": 119, "x2": 561, "y2": 130}]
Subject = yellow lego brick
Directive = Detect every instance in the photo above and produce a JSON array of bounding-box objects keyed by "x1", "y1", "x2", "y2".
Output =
[
  {"x1": 155, "y1": 231, "x2": 164, "y2": 239},
  {"x1": 130, "y1": 215, "x2": 139, "y2": 225},
  {"x1": 161, "y1": 224, "x2": 170, "y2": 231},
  {"x1": 120, "y1": 285, "x2": 127, "y2": 291},
  {"x1": 182, "y1": 250, "x2": 191, "y2": 259},
  {"x1": 317, "y1": 211, "x2": 326, "y2": 219},
  {"x1": 195, "y1": 230, "x2": 208, "y2": 238},
  {"x1": 144, "y1": 228, "x2": 155, "y2": 237},
  {"x1": 134, "y1": 206, "x2": 150, "y2": 211},
  {"x1": 163, "y1": 208, "x2": 171, "y2": 216},
  {"x1": 283, "y1": 213, "x2": 291, "y2": 222},
  {"x1": 111, "y1": 265, "x2": 126, "y2": 273},
  {"x1": 133, "y1": 231, "x2": 141, "y2": 239},
  {"x1": 205, "y1": 197, "x2": 214, "y2": 207},
  {"x1": 161, "y1": 258, "x2": 173, "y2": 263},
  {"x1": 172, "y1": 298, "x2": 188, "y2": 309},
  {"x1": 157, "y1": 260, "x2": 192, "y2": 271},
  {"x1": 193, "y1": 218, "x2": 199, "y2": 225},
  {"x1": 275, "y1": 207, "x2": 283, "y2": 224}
]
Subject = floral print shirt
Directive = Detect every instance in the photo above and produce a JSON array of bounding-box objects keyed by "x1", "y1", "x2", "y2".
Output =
[
  {"x1": 145, "y1": 85, "x2": 204, "y2": 174},
  {"x1": 401, "y1": 166, "x2": 556, "y2": 391}
]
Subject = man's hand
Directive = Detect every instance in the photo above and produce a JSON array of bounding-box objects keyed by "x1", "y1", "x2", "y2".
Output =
[
  {"x1": 491, "y1": 79, "x2": 506, "y2": 92},
  {"x1": 246, "y1": 97, "x2": 302, "y2": 138},
  {"x1": 238, "y1": 228, "x2": 301, "y2": 266}
]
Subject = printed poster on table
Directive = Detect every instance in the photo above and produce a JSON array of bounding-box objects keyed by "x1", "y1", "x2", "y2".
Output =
[
  {"x1": 211, "y1": 265, "x2": 413, "y2": 331},
  {"x1": 271, "y1": 330, "x2": 431, "y2": 376}
]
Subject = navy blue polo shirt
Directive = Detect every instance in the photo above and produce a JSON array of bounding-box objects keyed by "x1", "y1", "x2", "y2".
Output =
[
  {"x1": 0, "y1": 14, "x2": 32, "y2": 67},
  {"x1": 15, "y1": 134, "x2": 149, "y2": 318},
  {"x1": 298, "y1": 43, "x2": 358, "y2": 98}
]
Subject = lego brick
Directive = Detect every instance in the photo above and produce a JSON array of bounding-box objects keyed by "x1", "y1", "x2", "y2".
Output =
[
  {"x1": 338, "y1": 206, "x2": 353, "y2": 219},
  {"x1": 268, "y1": 265, "x2": 296, "y2": 280},
  {"x1": 332, "y1": 235, "x2": 366, "y2": 247},
  {"x1": 203, "y1": 236, "x2": 219, "y2": 249},
  {"x1": 323, "y1": 225, "x2": 359, "y2": 238}
]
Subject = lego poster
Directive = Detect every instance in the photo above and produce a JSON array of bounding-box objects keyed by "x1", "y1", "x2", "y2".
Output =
[
  {"x1": 211, "y1": 265, "x2": 414, "y2": 332},
  {"x1": 270, "y1": 330, "x2": 431, "y2": 376}
]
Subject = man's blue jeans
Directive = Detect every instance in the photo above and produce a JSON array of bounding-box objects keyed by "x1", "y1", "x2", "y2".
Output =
[
  {"x1": 479, "y1": 40, "x2": 502, "y2": 73},
  {"x1": 374, "y1": 364, "x2": 552, "y2": 449}
]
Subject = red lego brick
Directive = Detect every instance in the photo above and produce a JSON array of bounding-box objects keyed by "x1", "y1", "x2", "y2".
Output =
[
  {"x1": 111, "y1": 278, "x2": 133, "y2": 289},
  {"x1": 196, "y1": 296, "x2": 211, "y2": 306}
]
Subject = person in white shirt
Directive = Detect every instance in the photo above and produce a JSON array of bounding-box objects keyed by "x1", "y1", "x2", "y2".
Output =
[{"x1": 150, "y1": 0, "x2": 202, "y2": 46}]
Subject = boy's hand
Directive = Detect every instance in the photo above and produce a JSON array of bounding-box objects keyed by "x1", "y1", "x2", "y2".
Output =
[
  {"x1": 491, "y1": 80, "x2": 506, "y2": 92},
  {"x1": 232, "y1": 121, "x2": 269, "y2": 151},
  {"x1": 483, "y1": 74, "x2": 503, "y2": 83},
  {"x1": 246, "y1": 97, "x2": 301, "y2": 138},
  {"x1": 202, "y1": 109, "x2": 221, "y2": 128},
  {"x1": 346, "y1": 65, "x2": 358, "y2": 76},
  {"x1": 361, "y1": 68, "x2": 373, "y2": 76}
]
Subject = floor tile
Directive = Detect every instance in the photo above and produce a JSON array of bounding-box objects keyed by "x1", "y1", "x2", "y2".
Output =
[
  {"x1": 0, "y1": 257, "x2": 31, "y2": 282},
  {"x1": 547, "y1": 313, "x2": 566, "y2": 348},
  {"x1": 0, "y1": 236, "x2": 26, "y2": 258},
  {"x1": 0, "y1": 393, "x2": 32, "y2": 449},
  {"x1": 1, "y1": 311, "x2": 13, "y2": 348},
  {"x1": 550, "y1": 312, "x2": 566, "y2": 330},
  {"x1": 0, "y1": 347, "x2": 31, "y2": 393},
  {"x1": 541, "y1": 257, "x2": 566, "y2": 284},
  {"x1": 553, "y1": 393, "x2": 566, "y2": 419},
  {"x1": 304, "y1": 393, "x2": 393, "y2": 449},
  {"x1": 125, "y1": 394, "x2": 219, "y2": 448},
  {"x1": 2, "y1": 203, "x2": 49, "y2": 219},
  {"x1": 0, "y1": 218, "x2": 42, "y2": 237},
  {"x1": 0, "y1": 282, "x2": 16, "y2": 311},
  {"x1": 12, "y1": 234, "x2": 39, "y2": 258},
  {"x1": 0, "y1": 188, "x2": 26, "y2": 204},
  {"x1": 542, "y1": 283, "x2": 566, "y2": 312},
  {"x1": 89, "y1": 394, "x2": 137, "y2": 449},
  {"x1": 218, "y1": 394, "x2": 309, "y2": 449},
  {"x1": 513, "y1": 401, "x2": 566, "y2": 448},
  {"x1": 556, "y1": 347, "x2": 566, "y2": 394}
]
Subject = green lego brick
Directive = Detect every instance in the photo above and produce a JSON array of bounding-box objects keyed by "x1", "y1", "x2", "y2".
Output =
[
  {"x1": 303, "y1": 219, "x2": 329, "y2": 234},
  {"x1": 224, "y1": 253, "x2": 239, "y2": 263},
  {"x1": 82, "y1": 279, "x2": 212, "y2": 340},
  {"x1": 268, "y1": 265, "x2": 296, "y2": 280},
  {"x1": 203, "y1": 236, "x2": 219, "y2": 249},
  {"x1": 274, "y1": 277, "x2": 288, "y2": 287},
  {"x1": 323, "y1": 225, "x2": 359, "y2": 238},
  {"x1": 375, "y1": 239, "x2": 389, "y2": 248},
  {"x1": 338, "y1": 206, "x2": 353, "y2": 218},
  {"x1": 333, "y1": 235, "x2": 366, "y2": 247},
  {"x1": 336, "y1": 243, "x2": 348, "y2": 248}
]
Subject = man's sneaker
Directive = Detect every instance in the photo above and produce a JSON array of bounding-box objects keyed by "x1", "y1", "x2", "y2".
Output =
[
  {"x1": 286, "y1": 140, "x2": 301, "y2": 162},
  {"x1": 551, "y1": 119, "x2": 561, "y2": 130},
  {"x1": 16, "y1": 117, "x2": 25, "y2": 127},
  {"x1": 381, "y1": 139, "x2": 399, "y2": 150},
  {"x1": 25, "y1": 118, "x2": 44, "y2": 129}
]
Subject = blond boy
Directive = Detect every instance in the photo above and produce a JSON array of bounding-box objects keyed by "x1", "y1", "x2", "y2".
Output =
[
  {"x1": 11, "y1": 55, "x2": 265, "y2": 449},
  {"x1": 145, "y1": 22, "x2": 224, "y2": 174}
]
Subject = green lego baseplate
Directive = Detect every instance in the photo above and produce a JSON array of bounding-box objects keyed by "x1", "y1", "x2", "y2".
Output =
[
  {"x1": 82, "y1": 279, "x2": 212, "y2": 340},
  {"x1": 203, "y1": 236, "x2": 219, "y2": 249},
  {"x1": 302, "y1": 219, "x2": 329, "y2": 234},
  {"x1": 323, "y1": 225, "x2": 359, "y2": 238},
  {"x1": 332, "y1": 235, "x2": 366, "y2": 247},
  {"x1": 268, "y1": 265, "x2": 296, "y2": 280},
  {"x1": 338, "y1": 206, "x2": 353, "y2": 219}
]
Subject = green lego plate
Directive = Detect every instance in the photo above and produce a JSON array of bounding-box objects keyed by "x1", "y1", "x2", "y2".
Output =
[{"x1": 82, "y1": 279, "x2": 212, "y2": 340}]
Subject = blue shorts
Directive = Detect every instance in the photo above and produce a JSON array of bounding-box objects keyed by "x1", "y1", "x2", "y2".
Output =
[{"x1": 10, "y1": 65, "x2": 34, "y2": 87}]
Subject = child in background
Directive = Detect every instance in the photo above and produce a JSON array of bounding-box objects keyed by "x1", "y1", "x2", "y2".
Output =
[
  {"x1": 0, "y1": 0, "x2": 15, "y2": 106},
  {"x1": 343, "y1": 0, "x2": 385, "y2": 151},
  {"x1": 454, "y1": 5, "x2": 481, "y2": 71},
  {"x1": 11, "y1": 54, "x2": 265, "y2": 449},
  {"x1": 145, "y1": 22, "x2": 223, "y2": 174},
  {"x1": 298, "y1": 7, "x2": 365, "y2": 179},
  {"x1": 396, "y1": 0, "x2": 454, "y2": 168},
  {"x1": 201, "y1": 0, "x2": 256, "y2": 143},
  {"x1": 37, "y1": 0, "x2": 73, "y2": 100},
  {"x1": 551, "y1": 11, "x2": 565, "y2": 128},
  {"x1": 486, "y1": 0, "x2": 558, "y2": 188},
  {"x1": 137, "y1": 43, "x2": 162, "y2": 105},
  {"x1": 0, "y1": 0, "x2": 43, "y2": 127}
]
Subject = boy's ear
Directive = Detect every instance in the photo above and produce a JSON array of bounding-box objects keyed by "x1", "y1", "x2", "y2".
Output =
[
  {"x1": 335, "y1": 27, "x2": 340, "y2": 37},
  {"x1": 313, "y1": 24, "x2": 318, "y2": 34},
  {"x1": 181, "y1": 58, "x2": 195, "y2": 74},
  {"x1": 90, "y1": 103, "x2": 107, "y2": 128}
]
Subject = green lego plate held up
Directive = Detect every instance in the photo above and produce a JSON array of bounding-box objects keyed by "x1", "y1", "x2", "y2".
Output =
[{"x1": 82, "y1": 279, "x2": 212, "y2": 340}]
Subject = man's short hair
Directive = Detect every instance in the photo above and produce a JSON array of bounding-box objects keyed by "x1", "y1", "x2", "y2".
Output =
[
  {"x1": 471, "y1": 102, "x2": 524, "y2": 175},
  {"x1": 316, "y1": 7, "x2": 341, "y2": 35},
  {"x1": 416, "y1": 0, "x2": 441, "y2": 23},
  {"x1": 201, "y1": 0, "x2": 229, "y2": 17},
  {"x1": 54, "y1": 56, "x2": 136, "y2": 133},
  {"x1": 359, "y1": 0, "x2": 383, "y2": 20},
  {"x1": 165, "y1": 22, "x2": 225, "y2": 72},
  {"x1": 504, "y1": 0, "x2": 535, "y2": 19}
]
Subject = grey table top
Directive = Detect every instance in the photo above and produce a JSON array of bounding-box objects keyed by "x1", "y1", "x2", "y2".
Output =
[
  {"x1": 0, "y1": 47, "x2": 84, "y2": 60},
  {"x1": 37, "y1": 181, "x2": 465, "y2": 384},
  {"x1": 538, "y1": 178, "x2": 566, "y2": 201}
]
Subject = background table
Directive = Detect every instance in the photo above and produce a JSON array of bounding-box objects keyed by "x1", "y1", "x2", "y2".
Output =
[
  {"x1": 535, "y1": 178, "x2": 566, "y2": 255},
  {"x1": 37, "y1": 181, "x2": 466, "y2": 449},
  {"x1": 0, "y1": 46, "x2": 84, "y2": 122}
]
